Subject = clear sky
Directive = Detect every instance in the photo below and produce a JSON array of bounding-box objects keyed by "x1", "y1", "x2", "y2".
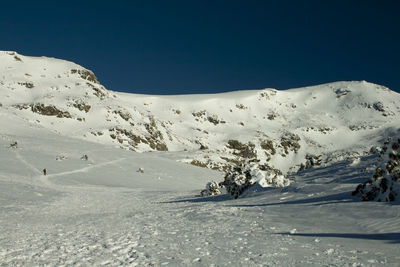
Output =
[{"x1": 2, "y1": 0, "x2": 400, "y2": 94}]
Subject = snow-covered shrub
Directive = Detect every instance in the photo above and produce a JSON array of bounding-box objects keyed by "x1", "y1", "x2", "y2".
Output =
[
  {"x1": 200, "y1": 181, "x2": 222, "y2": 197},
  {"x1": 299, "y1": 154, "x2": 322, "y2": 171},
  {"x1": 56, "y1": 155, "x2": 68, "y2": 161},
  {"x1": 220, "y1": 162, "x2": 290, "y2": 199},
  {"x1": 352, "y1": 137, "x2": 400, "y2": 202}
]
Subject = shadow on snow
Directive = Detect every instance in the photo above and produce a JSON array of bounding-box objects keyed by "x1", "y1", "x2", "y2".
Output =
[
  {"x1": 228, "y1": 191, "x2": 357, "y2": 207},
  {"x1": 162, "y1": 193, "x2": 233, "y2": 204},
  {"x1": 163, "y1": 191, "x2": 357, "y2": 206},
  {"x1": 276, "y1": 232, "x2": 400, "y2": 244}
]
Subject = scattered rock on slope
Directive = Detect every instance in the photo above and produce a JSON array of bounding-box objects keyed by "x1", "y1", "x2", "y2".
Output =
[{"x1": 31, "y1": 103, "x2": 72, "y2": 118}]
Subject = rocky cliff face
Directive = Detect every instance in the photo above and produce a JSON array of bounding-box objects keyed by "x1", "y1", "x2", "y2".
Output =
[{"x1": 1, "y1": 51, "x2": 400, "y2": 174}]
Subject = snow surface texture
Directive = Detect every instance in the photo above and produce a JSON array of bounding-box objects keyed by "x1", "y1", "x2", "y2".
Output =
[
  {"x1": 1, "y1": 51, "x2": 400, "y2": 265},
  {"x1": 353, "y1": 133, "x2": 400, "y2": 202},
  {"x1": 1, "y1": 117, "x2": 400, "y2": 266}
]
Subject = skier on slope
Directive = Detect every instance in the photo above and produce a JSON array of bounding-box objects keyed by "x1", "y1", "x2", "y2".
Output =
[{"x1": 43, "y1": 168, "x2": 47, "y2": 175}]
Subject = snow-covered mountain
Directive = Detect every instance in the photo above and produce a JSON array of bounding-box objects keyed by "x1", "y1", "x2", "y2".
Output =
[
  {"x1": 1, "y1": 51, "x2": 400, "y2": 174},
  {"x1": 1, "y1": 51, "x2": 400, "y2": 266}
]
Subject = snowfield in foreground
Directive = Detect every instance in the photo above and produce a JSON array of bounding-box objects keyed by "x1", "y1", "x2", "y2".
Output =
[{"x1": 1, "y1": 113, "x2": 400, "y2": 266}]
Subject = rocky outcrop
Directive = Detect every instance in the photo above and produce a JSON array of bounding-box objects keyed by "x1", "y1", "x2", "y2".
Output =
[
  {"x1": 71, "y1": 69, "x2": 99, "y2": 84},
  {"x1": 110, "y1": 127, "x2": 168, "y2": 151},
  {"x1": 72, "y1": 99, "x2": 91, "y2": 113},
  {"x1": 31, "y1": 103, "x2": 72, "y2": 118},
  {"x1": 227, "y1": 140, "x2": 257, "y2": 159},
  {"x1": 13, "y1": 103, "x2": 73, "y2": 118}
]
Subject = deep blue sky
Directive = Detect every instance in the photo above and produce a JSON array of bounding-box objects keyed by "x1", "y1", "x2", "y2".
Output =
[{"x1": 2, "y1": 0, "x2": 400, "y2": 94}]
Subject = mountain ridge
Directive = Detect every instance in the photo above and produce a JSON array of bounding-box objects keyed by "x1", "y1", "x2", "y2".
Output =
[{"x1": 1, "y1": 51, "x2": 400, "y2": 174}]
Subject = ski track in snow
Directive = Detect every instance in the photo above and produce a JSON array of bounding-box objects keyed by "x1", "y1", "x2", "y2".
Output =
[
  {"x1": 1, "y1": 133, "x2": 400, "y2": 265},
  {"x1": 14, "y1": 150, "x2": 42, "y2": 176},
  {"x1": 1, "y1": 150, "x2": 399, "y2": 266},
  {"x1": 46, "y1": 158, "x2": 127, "y2": 178},
  {"x1": 40, "y1": 158, "x2": 127, "y2": 188},
  {"x1": 0, "y1": 137, "x2": 399, "y2": 266},
  {"x1": 12, "y1": 148, "x2": 126, "y2": 188}
]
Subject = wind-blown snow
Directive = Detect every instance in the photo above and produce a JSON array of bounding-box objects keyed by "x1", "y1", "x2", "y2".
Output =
[{"x1": 1, "y1": 51, "x2": 400, "y2": 266}]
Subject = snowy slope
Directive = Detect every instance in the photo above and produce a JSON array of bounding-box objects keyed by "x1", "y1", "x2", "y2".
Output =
[
  {"x1": 1, "y1": 51, "x2": 400, "y2": 175},
  {"x1": 1, "y1": 107, "x2": 400, "y2": 266},
  {"x1": 1, "y1": 51, "x2": 400, "y2": 266}
]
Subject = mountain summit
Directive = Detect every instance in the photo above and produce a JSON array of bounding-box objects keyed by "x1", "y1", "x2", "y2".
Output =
[{"x1": 1, "y1": 51, "x2": 400, "y2": 173}]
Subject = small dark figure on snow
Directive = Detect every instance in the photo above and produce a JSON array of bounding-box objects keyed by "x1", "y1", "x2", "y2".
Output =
[
  {"x1": 9, "y1": 141, "x2": 18, "y2": 148},
  {"x1": 43, "y1": 168, "x2": 47, "y2": 175}
]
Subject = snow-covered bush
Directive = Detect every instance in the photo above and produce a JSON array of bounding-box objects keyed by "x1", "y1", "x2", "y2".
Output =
[
  {"x1": 56, "y1": 155, "x2": 68, "y2": 161},
  {"x1": 200, "y1": 181, "x2": 222, "y2": 197},
  {"x1": 299, "y1": 154, "x2": 322, "y2": 171},
  {"x1": 220, "y1": 162, "x2": 290, "y2": 199},
  {"x1": 352, "y1": 137, "x2": 400, "y2": 202}
]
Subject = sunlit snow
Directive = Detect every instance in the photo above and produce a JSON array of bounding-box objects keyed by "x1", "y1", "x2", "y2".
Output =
[{"x1": 1, "y1": 51, "x2": 400, "y2": 266}]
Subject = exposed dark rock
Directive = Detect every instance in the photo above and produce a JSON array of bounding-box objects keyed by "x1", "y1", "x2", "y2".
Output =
[
  {"x1": 18, "y1": 82, "x2": 34, "y2": 88},
  {"x1": 335, "y1": 88, "x2": 351, "y2": 98},
  {"x1": 71, "y1": 69, "x2": 99, "y2": 84},
  {"x1": 267, "y1": 113, "x2": 276, "y2": 120},
  {"x1": 190, "y1": 160, "x2": 208, "y2": 168},
  {"x1": 260, "y1": 139, "x2": 276, "y2": 155},
  {"x1": 114, "y1": 110, "x2": 132, "y2": 121},
  {"x1": 110, "y1": 127, "x2": 168, "y2": 151},
  {"x1": 192, "y1": 110, "x2": 225, "y2": 125},
  {"x1": 235, "y1": 104, "x2": 247, "y2": 110},
  {"x1": 199, "y1": 144, "x2": 208, "y2": 150},
  {"x1": 73, "y1": 99, "x2": 91, "y2": 113},
  {"x1": 92, "y1": 87, "x2": 106, "y2": 100},
  {"x1": 227, "y1": 140, "x2": 257, "y2": 159},
  {"x1": 373, "y1": 102, "x2": 385, "y2": 112},
  {"x1": 31, "y1": 103, "x2": 72, "y2": 118},
  {"x1": 280, "y1": 132, "x2": 301, "y2": 154}
]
